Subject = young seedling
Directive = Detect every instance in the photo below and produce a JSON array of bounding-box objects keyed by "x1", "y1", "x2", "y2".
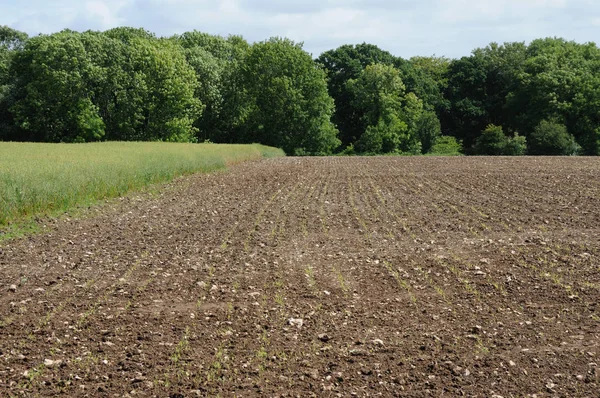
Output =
[
  {"x1": 383, "y1": 261, "x2": 417, "y2": 304},
  {"x1": 347, "y1": 177, "x2": 371, "y2": 241},
  {"x1": 304, "y1": 265, "x2": 317, "y2": 291},
  {"x1": 318, "y1": 181, "x2": 330, "y2": 235}
]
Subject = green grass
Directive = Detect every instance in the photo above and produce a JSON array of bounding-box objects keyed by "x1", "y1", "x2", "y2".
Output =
[{"x1": 0, "y1": 142, "x2": 284, "y2": 235}]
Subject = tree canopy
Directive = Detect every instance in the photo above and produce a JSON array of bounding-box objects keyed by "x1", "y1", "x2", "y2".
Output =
[
  {"x1": 235, "y1": 37, "x2": 339, "y2": 155},
  {"x1": 1, "y1": 26, "x2": 598, "y2": 157}
]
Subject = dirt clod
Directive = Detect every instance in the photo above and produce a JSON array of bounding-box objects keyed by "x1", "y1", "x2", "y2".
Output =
[{"x1": 318, "y1": 333, "x2": 330, "y2": 342}]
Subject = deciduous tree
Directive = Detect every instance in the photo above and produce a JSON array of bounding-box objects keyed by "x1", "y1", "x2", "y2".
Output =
[{"x1": 236, "y1": 37, "x2": 339, "y2": 155}]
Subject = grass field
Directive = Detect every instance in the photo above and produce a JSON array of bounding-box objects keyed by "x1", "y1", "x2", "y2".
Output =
[{"x1": 0, "y1": 142, "x2": 284, "y2": 228}]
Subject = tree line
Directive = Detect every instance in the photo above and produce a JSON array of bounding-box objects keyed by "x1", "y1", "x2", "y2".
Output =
[{"x1": 1, "y1": 26, "x2": 599, "y2": 155}]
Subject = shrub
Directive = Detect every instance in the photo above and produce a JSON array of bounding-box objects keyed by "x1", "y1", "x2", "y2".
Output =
[
  {"x1": 417, "y1": 111, "x2": 442, "y2": 154},
  {"x1": 504, "y1": 133, "x2": 527, "y2": 156},
  {"x1": 474, "y1": 124, "x2": 507, "y2": 155},
  {"x1": 428, "y1": 136, "x2": 463, "y2": 156},
  {"x1": 474, "y1": 124, "x2": 528, "y2": 155},
  {"x1": 339, "y1": 143, "x2": 356, "y2": 155},
  {"x1": 529, "y1": 120, "x2": 580, "y2": 155}
]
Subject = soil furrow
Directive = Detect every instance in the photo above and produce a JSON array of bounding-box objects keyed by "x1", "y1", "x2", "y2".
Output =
[{"x1": 1, "y1": 157, "x2": 599, "y2": 397}]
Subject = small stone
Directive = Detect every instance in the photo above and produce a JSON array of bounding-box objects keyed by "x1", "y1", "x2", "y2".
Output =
[
  {"x1": 44, "y1": 359, "x2": 61, "y2": 367},
  {"x1": 349, "y1": 349, "x2": 366, "y2": 357},
  {"x1": 464, "y1": 368, "x2": 471, "y2": 377},
  {"x1": 509, "y1": 360, "x2": 516, "y2": 367},
  {"x1": 372, "y1": 339, "x2": 384, "y2": 346},
  {"x1": 306, "y1": 369, "x2": 319, "y2": 379},
  {"x1": 288, "y1": 318, "x2": 303, "y2": 329},
  {"x1": 8, "y1": 285, "x2": 17, "y2": 292},
  {"x1": 318, "y1": 333, "x2": 330, "y2": 342},
  {"x1": 196, "y1": 281, "x2": 207, "y2": 289}
]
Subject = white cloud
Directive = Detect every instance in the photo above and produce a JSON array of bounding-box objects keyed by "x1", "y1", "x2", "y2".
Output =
[
  {"x1": 435, "y1": 0, "x2": 568, "y2": 24},
  {"x1": 3, "y1": 0, "x2": 600, "y2": 58},
  {"x1": 84, "y1": 1, "x2": 119, "y2": 27}
]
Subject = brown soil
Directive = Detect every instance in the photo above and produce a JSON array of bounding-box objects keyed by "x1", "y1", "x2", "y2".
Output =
[{"x1": 1, "y1": 157, "x2": 599, "y2": 397}]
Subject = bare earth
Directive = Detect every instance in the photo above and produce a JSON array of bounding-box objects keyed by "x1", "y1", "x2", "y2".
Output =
[{"x1": 1, "y1": 157, "x2": 599, "y2": 397}]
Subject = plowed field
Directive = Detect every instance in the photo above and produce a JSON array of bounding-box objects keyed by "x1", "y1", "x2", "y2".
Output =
[{"x1": 1, "y1": 157, "x2": 599, "y2": 397}]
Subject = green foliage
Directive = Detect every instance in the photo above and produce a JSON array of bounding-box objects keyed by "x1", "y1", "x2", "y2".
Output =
[
  {"x1": 318, "y1": 48, "x2": 445, "y2": 155},
  {"x1": 127, "y1": 37, "x2": 200, "y2": 142},
  {"x1": 474, "y1": 125, "x2": 508, "y2": 155},
  {"x1": 398, "y1": 56, "x2": 451, "y2": 114},
  {"x1": 507, "y1": 38, "x2": 600, "y2": 155},
  {"x1": 503, "y1": 133, "x2": 527, "y2": 156},
  {"x1": 0, "y1": 26, "x2": 28, "y2": 87},
  {"x1": 443, "y1": 42, "x2": 527, "y2": 147},
  {"x1": 100, "y1": 29, "x2": 201, "y2": 142},
  {"x1": 10, "y1": 30, "x2": 200, "y2": 143},
  {"x1": 10, "y1": 31, "x2": 106, "y2": 142},
  {"x1": 440, "y1": 38, "x2": 600, "y2": 155},
  {"x1": 174, "y1": 32, "x2": 249, "y2": 142},
  {"x1": 235, "y1": 37, "x2": 340, "y2": 155},
  {"x1": 474, "y1": 124, "x2": 527, "y2": 155},
  {"x1": 2, "y1": 29, "x2": 600, "y2": 158},
  {"x1": 317, "y1": 43, "x2": 397, "y2": 147},
  {"x1": 0, "y1": 26, "x2": 28, "y2": 51},
  {"x1": 0, "y1": 26, "x2": 28, "y2": 140},
  {"x1": 428, "y1": 136, "x2": 463, "y2": 156},
  {"x1": 348, "y1": 64, "x2": 423, "y2": 154},
  {"x1": 358, "y1": 115, "x2": 406, "y2": 154},
  {"x1": 417, "y1": 111, "x2": 442, "y2": 153},
  {"x1": 339, "y1": 143, "x2": 356, "y2": 155},
  {"x1": 528, "y1": 120, "x2": 580, "y2": 155}
]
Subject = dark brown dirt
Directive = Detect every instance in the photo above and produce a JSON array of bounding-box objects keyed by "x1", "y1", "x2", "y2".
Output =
[{"x1": 1, "y1": 157, "x2": 599, "y2": 397}]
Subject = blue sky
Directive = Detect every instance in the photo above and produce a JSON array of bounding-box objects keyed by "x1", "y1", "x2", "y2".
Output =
[{"x1": 2, "y1": 0, "x2": 599, "y2": 58}]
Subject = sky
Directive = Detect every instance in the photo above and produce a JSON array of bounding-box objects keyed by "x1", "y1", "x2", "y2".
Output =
[{"x1": 2, "y1": 0, "x2": 599, "y2": 59}]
